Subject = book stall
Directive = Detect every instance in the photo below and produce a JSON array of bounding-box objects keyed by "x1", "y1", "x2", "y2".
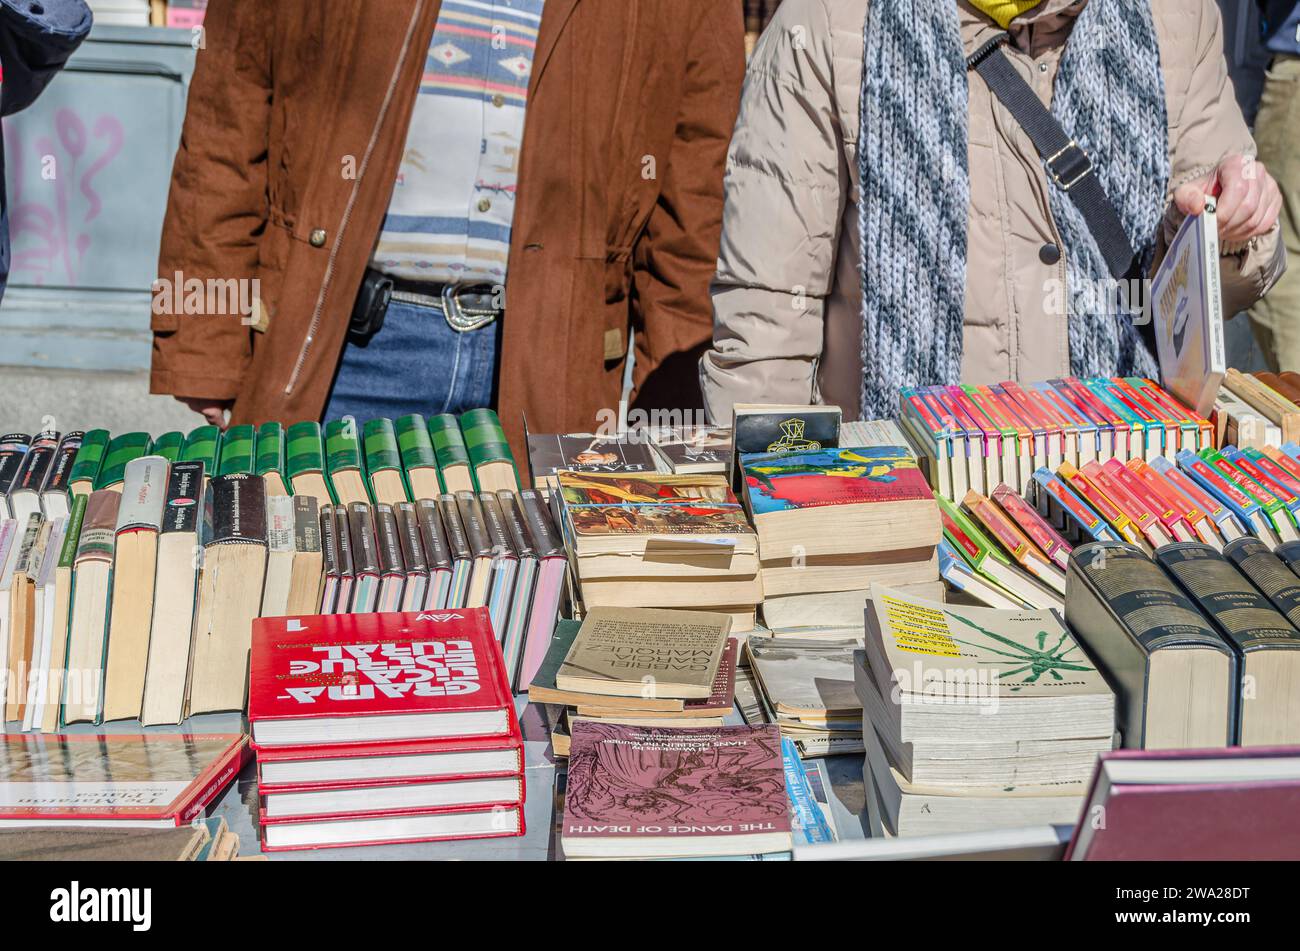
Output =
[{"x1": 6, "y1": 340, "x2": 1300, "y2": 861}]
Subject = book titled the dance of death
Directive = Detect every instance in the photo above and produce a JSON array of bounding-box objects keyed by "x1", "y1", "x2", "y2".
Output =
[{"x1": 189, "y1": 474, "x2": 269, "y2": 714}]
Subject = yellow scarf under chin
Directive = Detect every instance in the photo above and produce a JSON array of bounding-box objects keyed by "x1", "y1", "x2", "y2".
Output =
[{"x1": 967, "y1": 0, "x2": 1045, "y2": 29}]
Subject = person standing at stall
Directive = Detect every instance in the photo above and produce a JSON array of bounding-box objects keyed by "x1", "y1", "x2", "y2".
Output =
[
  {"x1": 1248, "y1": 0, "x2": 1300, "y2": 370},
  {"x1": 151, "y1": 0, "x2": 744, "y2": 454},
  {"x1": 702, "y1": 0, "x2": 1286, "y2": 423}
]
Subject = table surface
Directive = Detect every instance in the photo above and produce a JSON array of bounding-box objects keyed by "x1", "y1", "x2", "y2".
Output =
[{"x1": 49, "y1": 698, "x2": 870, "y2": 860}]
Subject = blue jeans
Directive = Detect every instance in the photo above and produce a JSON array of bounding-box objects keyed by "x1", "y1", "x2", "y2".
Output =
[{"x1": 324, "y1": 296, "x2": 500, "y2": 422}]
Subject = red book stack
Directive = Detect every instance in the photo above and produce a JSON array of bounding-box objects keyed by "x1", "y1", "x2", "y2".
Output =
[{"x1": 249, "y1": 609, "x2": 525, "y2": 851}]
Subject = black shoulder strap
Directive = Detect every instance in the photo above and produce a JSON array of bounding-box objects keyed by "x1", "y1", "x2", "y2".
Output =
[{"x1": 967, "y1": 34, "x2": 1138, "y2": 281}]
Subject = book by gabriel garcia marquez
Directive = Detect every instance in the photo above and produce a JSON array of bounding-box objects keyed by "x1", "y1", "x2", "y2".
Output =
[{"x1": 561, "y1": 721, "x2": 792, "y2": 859}]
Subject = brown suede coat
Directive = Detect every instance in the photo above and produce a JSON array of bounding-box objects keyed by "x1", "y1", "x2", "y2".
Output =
[{"x1": 151, "y1": 0, "x2": 745, "y2": 454}]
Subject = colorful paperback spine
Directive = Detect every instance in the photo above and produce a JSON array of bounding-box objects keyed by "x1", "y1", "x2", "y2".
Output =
[
  {"x1": 994, "y1": 383, "x2": 1050, "y2": 473},
  {"x1": 991, "y1": 482, "x2": 1072, "y2": 570},
  {"x1": 964, "y1": 489, "x2": 1056, "y2": 578},
  {"x1": 216, "y1": 424, "x2": 257, "y2": 477},
  {"x1": 1029, "y1": 467, "x2": 1119, "y2": 542},
  {"x1": 966, "y1": 384, "x2": 1024, "y2": 491},
  {"x1": 1036, "y1": 382, "x2": 1097, "y2": 466},
  {"x1": 932, "y1": 386, "x2": 983, "y2": 495},
  {"x1": 1262, "y1": 446, "x2": 1300, "y2": 487},
  {"x1": 1087, "y1": 379, "x2": 1150, "y2": 461},
  {"x1": 1123, "y1": 459, "x2": 1198, "y2": 543},
  {"x1": 1149, "y1": 455, "x2": 1235, "y2": 543},
  {"x1": 1111, "y1": 378, "x2": 1175, "y2": 459},
  {"x1": 1202, "y1": 448, "x2": 1295, "y2": 540},
  {"x1": 1176, "y1": 449, "x2": 1270, "y2": 541},
  {"x1": 948, "y1": 385, "x2": 1000, "y2": 492},
  {"x1": 1095, "y1": 459, "x2": 1173, "y2": 547},
  {"x1": 1221, "y1": 447, "x2": 1300, "y2": 531},
  {"x1": 898, "y1": 386, "x2": 955, "y2": 500},
  {"x1": 1058, "y1": 461, "x2": 1143, "y2": 547},
  {"x1": 1057, "y1": 378, "x2": 1123, "y2": 461}
]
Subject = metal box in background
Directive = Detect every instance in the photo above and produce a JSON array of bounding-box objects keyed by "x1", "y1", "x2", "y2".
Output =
[{"x1": 0, "y1": 24, "x2": 197, "y2": 372}]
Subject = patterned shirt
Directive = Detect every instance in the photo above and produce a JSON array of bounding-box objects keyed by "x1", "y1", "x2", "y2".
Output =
[{"x1": 371, "y1": 0, "x2": 545, "y2": 286}]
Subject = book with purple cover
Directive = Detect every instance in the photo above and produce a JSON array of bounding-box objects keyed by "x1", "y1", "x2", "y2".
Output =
[
  {"x1": 561, "y1": 722, "x2": 791, "y2": 858},
  {"x1": 1068, "y1": 746, "x2": 1300, "y2": 860}
]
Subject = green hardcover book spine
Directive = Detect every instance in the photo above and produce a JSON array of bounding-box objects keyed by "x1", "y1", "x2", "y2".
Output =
[
  {"x1": 256, "y1": 421, "x2": 286, "y2": 479},
  {"x1": 68, "y1": 429, "x2": 110, "y2": 488},
  {"x1": 363, "y1": 418, "x2": 402, "y2": 474},
  {"x1": 396, "y1": 414, "x2": 443, "y2": 493},
  {"x1": 936, "y1": 494, "x2": 1010, "y2": 568},
  {"x1": 324, "y1": 416, "x2": 367, "y2": 496},
  {"x1": 429, "y1": 413, "x2": 474, "y2": 487},
  {"x1": 285, "y1": 421, "x2": 334, "y2": 501},
  {"x1": 151, "y1": 431, "x2": 185, "y2": 463},
  {"x1": 181, "y1": 425, "x2": 222, "y2": 472},
  {"x1": 59, "y1": 493, "x2": 88, "y2": 567},
  {"x1": 216, "y1": 423, "x2": 257, "y2": 477},
  {"x1": 94, "y1": 432, "x2": 152, "y2": 490},
  {"x1": 460, "y1": 408, "x2": 516, "y2": 470}
]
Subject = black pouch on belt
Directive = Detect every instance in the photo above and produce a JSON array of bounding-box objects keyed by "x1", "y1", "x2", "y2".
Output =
[{"x1": 349, "y1": 269, "x2": 394, "y2": 339}]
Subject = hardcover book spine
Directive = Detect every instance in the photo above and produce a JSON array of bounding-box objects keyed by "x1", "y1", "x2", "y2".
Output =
[
  {"x1": 206, "y1": 474, "x2": 269, "y2": 546},
  {"x1": 396, "y1": 414, "x2": 443, "y2": 494},
  {"x1": 456, "y1": 492, "x2": 491, "y2": 557},
  {"x1": 437, "y1": 495, "x2": 473, "y2": 561},
  {"x1": 216, "y1": 425, "x2": 257, "y2": 478},
  {"x1": 0, "y1": 433, "x2": 33, "y2": 496},
  {"x1": 68, "y1": 429, "x2": 108, "y2": 491},
  {"x1": 1223, "y1": 537, "x2": 1300, "y2": 629},
  {"x1": 151, "y1": 431, "x2": 185, "y2": 463},
  {"x1": 416, "y1": 498, "x2": 453, "y2": 569},
  {"x1": 348, "y1": 503, "x2": 378, "y2": 576},
  {"x1": 43, "y1": 431, "x2": 85, "y2": 499},
  {"x1": 461, "y1": 408, "x2": 518, "y2": 480},
  {"x1": 374, "y1": 503, "x2": 406, "y2": 578},
  {"x1": 518, "y1": 489, "x2": 563, "y2": 558},
  {"x1": 478, "y1": 492, "x2": 514, "y2": 557},
  {"x1": 116, "y1": 456, "x2": 170, "y2": 533},
  {"x1": 256, "y1": 422, "x2": 286, "y2": 480},
  {"x1": 95, "y1": 433, "x2": 153, "y2": 490},
  {"x1": 396, "y1": 502, "x2": 430, "y2": 572},
  {"x1": 293, "y1": 495, "x2": 321, "y2": 552},
  {"x1": 429, "y1": 415, "x2": 474, "y2": 488},
  {"x1": 181, "y1": 425, "x2": 222, "y2": 471},
  {"x1": 363, "y1": 418, "x2": 403, "y2": 474}
]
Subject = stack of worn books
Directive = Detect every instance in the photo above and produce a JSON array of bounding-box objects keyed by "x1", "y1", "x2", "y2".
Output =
[
  {"x1": 527, "y1": 606, "x2": 737, "y2": 756},
  {"x1": 858, "y1": 585, "x2": 1115, "y2": 838},
  {"x1": 740, "y1": 420, "x2": 943, "y2": 633},
  {"x1": 248, "y1": 609, "x2": 525, "y2": 851},
  {"x1": 559, "y1": 721, "x2": 792, "y2": 860},
  {"x1": 552, "y1": 472, "x2": 761, "y2": 632},
  {"x1": 747, "y1": 637, "x2": 864, "y2": 758}
]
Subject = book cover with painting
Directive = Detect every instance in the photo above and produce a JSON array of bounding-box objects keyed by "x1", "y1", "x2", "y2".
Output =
[
  {"x1": 556, "y1": 472, "x2": 752, "y2": 538},
  {"x1": 741, "y1": 447, "x2": 932, "y2": 516},
  {"x1": 561, "y1": 722, "x2": 791, "y2": 858},
  {"x1": 526, "y1": 433, "x2": 660, "y2": 486}
]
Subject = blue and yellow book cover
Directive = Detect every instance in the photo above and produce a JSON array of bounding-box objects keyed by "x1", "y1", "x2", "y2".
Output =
[{"x1": 741, "y1": 447, "x2": 932, "y2": 516}]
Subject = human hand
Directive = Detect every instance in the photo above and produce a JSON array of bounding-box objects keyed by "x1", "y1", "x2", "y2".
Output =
[
  {"x1": 175, "y1": 397, "x2": 231, "y2": 427},
  {"x1": 1173, "y1": 154, "x2": 1282, "y2": 244}
]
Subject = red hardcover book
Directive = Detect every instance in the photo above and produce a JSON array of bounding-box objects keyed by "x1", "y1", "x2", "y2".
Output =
[
  {"x1": 0, "y1": 734, "x2": 246, "y2": 827},
  {"x1": 1087, "y1": 461, "x2": 1163, "y2": 542},
  {"x1": 260, "y1": 772, "x2": 525, "y2": 821},
  {"x1": 990, "y1": 483, "x2": 1072, "y2": 570},
  {"x1": 248, "y1": 609, "x2": 514, "y2": 748},
  {"x1": 257, "y1": 731, "x2": 524, "y2": 791},
  {"x1": 1125, "y1": 460, "x2": 1198, "y2": 542},
  {"x1": 259, "y1": 801, "x2": 525, "y2": 851},
  {"x1": 1067, "y1": 747, "x2": 1300, "y2": 860},
  {"x1": 1058, "y1": 461, "x2": 1142, "y2": 546},
  {"x1": 1106, "y1": 458, "x2": 1193, "y2": 542}
]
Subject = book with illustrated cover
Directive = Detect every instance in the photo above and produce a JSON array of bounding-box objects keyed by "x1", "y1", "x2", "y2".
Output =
[
  {"x1": 0, "y1": 733, "x2": 246, "y2": 827},
  {"x1": 648, "y1": 426, "x2": 732, "y2": 475},
  {"x1": 741, "y1": 446, "x2": 929, "y2": 515},
  {"x1": 526, "y1": 432, "x2": 660, "y2": 489},
  {"x1": 561, "y1": 722, "x2": 791, "y2": 859},
  {"x1": 247, "y1": 608, "x2": 514, "y2": 747},
  {"x1": 557, "y1": 472, "x2": 755, "y2": 550}
]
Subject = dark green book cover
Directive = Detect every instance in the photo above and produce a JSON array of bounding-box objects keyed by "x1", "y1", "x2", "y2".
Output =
[
  {"x1": 181, "y1": 425, "x2": 222, "y2": 472},
  {"x1": 460, "y1": 407, "x2": 515, "y2": 468},
  {"x1": 69, "y1": 429, "x2": 110, "y2": 488},
  {"x1": 428, "y1": 414, "x2": 471, "y2": 469},
  {"x1": 396, "y1": 415, "x2": 438, "y2": 469},
  {"x1": 285, "y1": 421, "x2": 326, "y2": 478},
  {"x1": 58, "y1": 493, "x2": 89, "y2": 568},
  {"x1": 324, "y1": 418, "x2": 364, "y2": 475},
  {"x1": 256, "y1": 422, "x2": 286, "y2": 478},
  {"x1": 530, "y1": 618, "x2": 582, "y2": 692},
  {"x1": 216, "y1": 424, "x2": 257, "y2": 477},
  {"x1": 362, "y1": 418, "x2": 402, "y2": 473},
  {"x1": 151, "y1": 431, "x2": 185, "y2": 463},
  {"x1": 94, "y1": 432, "x2": 152, "y2": 490}
]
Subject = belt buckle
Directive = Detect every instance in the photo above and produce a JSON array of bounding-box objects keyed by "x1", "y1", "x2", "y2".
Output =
[
  {"x1": 1046, "y1": 140, "x2": 1093, "y2": 192},
  {"x1": 441, "y1": 282, "x2": 498, "y2": 333}
]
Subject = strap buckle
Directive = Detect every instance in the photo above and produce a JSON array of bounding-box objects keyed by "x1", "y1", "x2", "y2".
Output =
[
  {"x1": 441, "y1": 282, "x2": 500, "y2": 332},
  {"x1": 1046, "y1": 140, "x2": 1094, "y2": 191}
]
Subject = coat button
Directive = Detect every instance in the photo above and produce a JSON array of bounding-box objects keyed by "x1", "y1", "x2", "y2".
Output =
[
  {"x1": 492, "y1": 94, "x2": 506, "y2": 108},
  {"x1": 1040, "y1": 242, "x2": 1062, "y2": 265},
  {"x1": 309, "y1": 228, "x2": 327, "y2": 248},
  {"x1": 477, "y1": 198, "x2": 492, "y2": 213}
]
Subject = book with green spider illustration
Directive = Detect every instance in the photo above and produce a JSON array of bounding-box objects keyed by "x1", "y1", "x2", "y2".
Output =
[{"x1": 863, "y1": 583, "x2": 1115, "y2": 743}]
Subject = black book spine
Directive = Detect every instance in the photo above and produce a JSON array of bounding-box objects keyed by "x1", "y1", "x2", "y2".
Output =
[
  {"x1": 14, "y1": 431, "x2": 58, "y2": 496},
  {"x1": 333, "y1": 505, "x2": 355, "y2": 579},
  {"x1": 455, "y1": 491, "x2": 491, "y2": 558},
  {"x1": 161, "y1": 461, "x2": 204, "y2": 535},
  {"x1": 478, "y1": 491, "x2": 514, "y2": 557},
  {"x1": 396, "y1": 502, "x2": 430, "y2": 573},
  {"x1": 374, "y1": 503, "x2": 406, "y2": 577},
  {"x1": 319, "y1": 504, "x2": 340, "y2": 578},
  {"x1": 0, "y1": 433, "x2": 33, "y2": 496},
  {"x1": 436, "y1": 495, "x2": 472, "y2": 562},
  {"x1": 519, "y1": 489, "x2": 563, "y2": 558},
  {"x1": 497, "y1": 490, "x2": 535, "y2": 560},
  {"x1": 293, "y1": 495, "x2": 321, "y2": 553},
  {"x1": 348, "y1": 502, "x2": 379, "y2": 575},
  {"x1": 41, "y1": 431, "x2": 84, "y2": 497},
  {"x1": 206, "y1": 473, "x2": 268, "y2": 546}
]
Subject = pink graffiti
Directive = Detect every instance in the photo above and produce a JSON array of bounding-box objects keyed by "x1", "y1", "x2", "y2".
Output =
[{"x1": 4, "y1": 107, "x2": 125, "y2": 285}]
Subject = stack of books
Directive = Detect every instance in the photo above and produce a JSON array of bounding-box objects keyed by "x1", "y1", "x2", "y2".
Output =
[
  {"x1": 248, "y1": 610, "x2": 526, "y2": 851},
  {"x1": 525, "y1": 425, "x2": 731, "y2": 492},
  {"x1": 858, "y1": 585, "x2": 1115, "y2": 838},
  {"x1": 898, "y1": 376, "x2": 1215, "y2": 501},
  {"x1": 552, "y1": 472, "x2": 761, "y2": 631},
  {"x1": 0, "y1": 410, "x2": 565, "y2": 730},
  {"x1": 739, "y1": 420, "x2": 943, "y2": 633},
  {"x1": 747, "y1": 637, "x2": 864, "y2": 757},
  {"x1": 559, "y1": 721, "x2": 792, "y2": 860},
  {"x1": 527, "y1": 606, "x2": 737, "y2": 756},
  {"x1": 1213, "y1": 368, "x2": 1300, "y2": 449},
  {"x1": 1066, "y1": 540, "x2": 1300, "y2": 749}
]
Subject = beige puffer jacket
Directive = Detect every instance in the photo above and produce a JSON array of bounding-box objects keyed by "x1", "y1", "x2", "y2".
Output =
[{"x1": 701, "y1": 0, "x2": 1287, "y2": 422}]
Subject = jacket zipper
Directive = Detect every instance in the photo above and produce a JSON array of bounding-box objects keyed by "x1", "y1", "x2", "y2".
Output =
[{"x1": 285, "y1": 0, "x2": 426, "y2": 396}]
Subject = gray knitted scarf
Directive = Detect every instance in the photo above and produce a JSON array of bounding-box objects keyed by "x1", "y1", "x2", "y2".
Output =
[{"x1": 858, "y1": 0, "x2": 1170, "y2": 420}]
